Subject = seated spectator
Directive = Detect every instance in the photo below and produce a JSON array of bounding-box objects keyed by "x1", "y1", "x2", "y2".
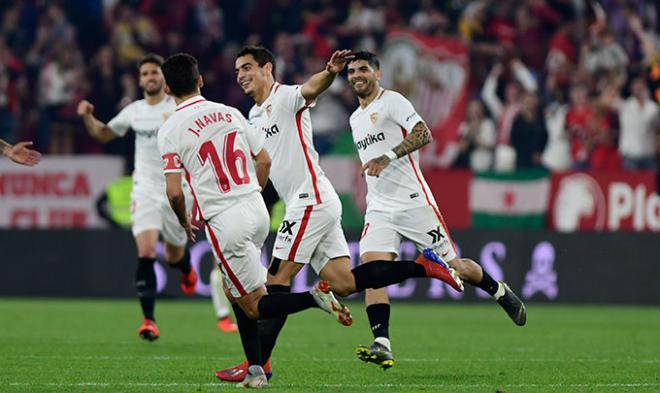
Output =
[
  {"x1": 617, "y1": 76, "x2": 659, "y2": 170},
  {"x1": 510, "y1": 92, "x2": 547, "y2": 169},
  {"x1": 454, "y1": 99, "x2": 496, "y2": 171}
]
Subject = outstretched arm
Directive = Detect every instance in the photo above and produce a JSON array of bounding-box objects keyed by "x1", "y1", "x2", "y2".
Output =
[
  {"x1": 1, "y1": 139, "x2": 42, "y2": 166},
  {"x1": 362, "y1": 121, "x2": 432, "y2": 177},
  {"x1": 300, "y1": 50, "x2": 353, "y2": 104},
  {"x1": 77, "y1": 100, "x2": 118, "y2": 143}
]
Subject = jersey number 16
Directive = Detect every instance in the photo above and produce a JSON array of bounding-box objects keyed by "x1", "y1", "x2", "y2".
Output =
[{"x1": 198, "y1": 130, "x2": 250, "y2": 193}]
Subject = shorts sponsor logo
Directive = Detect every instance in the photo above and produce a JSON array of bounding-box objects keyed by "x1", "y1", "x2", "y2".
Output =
[
  {"x1": 355, "y1": 132, "x2": 385, "y2": 151},
  {"x1": 426, "y1": 226, "x2": 444, "y2": 244},
  {"x1": 279, "y1": 220, "x2": 296, "y2": 235},
  {"x1": 298, "y1": 193, "x2": 309, "y2": 199},
  {"x1": 410, "y1": 192, "x2": 419, "y2": 199}
]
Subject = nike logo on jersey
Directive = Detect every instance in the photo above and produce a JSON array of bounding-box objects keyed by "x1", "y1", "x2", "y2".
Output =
[
  {"x1": 262, "y1": 124, "x2": 280, "y2": 138},
  {"x1": 405, "y1": 112, "x2": 416, "y2": 122},
  {"x1": 355, "y1": 132, "x2": 385, "y2": 151}
]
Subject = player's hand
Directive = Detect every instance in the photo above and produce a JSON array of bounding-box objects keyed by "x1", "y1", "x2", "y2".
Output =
[
  {"x1": 361, "y1": 155, "x2": 391, "y2": 177},
  {"x1": 182, "y1": 216, "x2": 200, "y2": 243},
  {"x1": 326, "y1": 50, "x2": 354, "y2": 74},
  {"x1": 4, "y1": 141, "x2": 42, "y2": 166},
  {"x1": 77, "y1": 100, "x2": 95, "y2": 117}
]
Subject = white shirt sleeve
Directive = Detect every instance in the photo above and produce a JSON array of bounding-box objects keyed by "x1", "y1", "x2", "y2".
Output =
[
  {"x1": 236, "y1": 110, "x2": 265, "y2": 156},
  {"x1": 280, "y1": 84, "x2": 317, "y2": 112},
  {"x1": 387, "y1": 91, "x2": 425, "y2": 131},
  {"x1": 107, "y1": 102, "x2": 134, "y2": 137},
  {"x1": 157, "y1": 126, "x2": 183, "y2": 174}
]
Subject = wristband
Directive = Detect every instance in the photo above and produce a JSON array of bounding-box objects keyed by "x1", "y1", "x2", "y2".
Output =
[{"x1": 385, "y1": 150, "x2": 398, "y2": 161}]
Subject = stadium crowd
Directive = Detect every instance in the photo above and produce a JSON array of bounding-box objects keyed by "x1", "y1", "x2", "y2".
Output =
[{"x1": 0, "y1": 0, "x2": 658, "y2": 172}]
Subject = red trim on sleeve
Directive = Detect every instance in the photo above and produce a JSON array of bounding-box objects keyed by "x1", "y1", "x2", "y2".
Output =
[
  {"x1": 295, "y1": 107, "x2": 322, "y2": 204},
  {"x1": 287, "y1": 205, "x2": 314, "y2": 261},
  {"x1": 399, "y1": 127, "x2": 457, "y2": 255}
]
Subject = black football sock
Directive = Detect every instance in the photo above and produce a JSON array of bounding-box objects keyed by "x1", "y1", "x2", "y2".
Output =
[
  {"x1": 367, "y1": 303, "x2": 390, "y2": 339},
  {"x1": 136, "y1": 257, "x2": 157, "y2": 321},
  {"x1": 257, "y1": 292, "x2": 318, "y2": 319},
  {"x1": 168, "y1": 249, "x2": 192, "y2": 274},
  {"x1": 352, "y1": 260, "x2": 426, "y2": 292},
  {"x1": 475, "y1": 268, "x2": 500, "y2": 296},
  {"x1": 233, "y1": 304, "x2": 262, "y2": 366},
  {"x1": 259, "y1": 285, "x2": 291, "y2": 361}
]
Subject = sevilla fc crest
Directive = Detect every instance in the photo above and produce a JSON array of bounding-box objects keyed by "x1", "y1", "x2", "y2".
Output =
[
  {"x1": 266, "y1": 105, "x2": 273, "y2": 117},
  {"x1": 370, "y1": 112, "x2": 378, "y2": 124}
]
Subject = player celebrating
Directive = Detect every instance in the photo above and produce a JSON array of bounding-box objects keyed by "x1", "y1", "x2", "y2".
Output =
[
  {"x1": 215, "y1": 47, "x2": 462, "y2": 381},
  {"x1": 158, "y1": 53, "x2": 351, "y2": 388},
  {"x1": 0, "y1": 139, "x2": 41, "y2": 166},
  {"x1": 77, "y1": 53, "x2": 208, "y2": 341},
  {"x1": 346, "y1": 51, "x2": 527, "y2": 369}
]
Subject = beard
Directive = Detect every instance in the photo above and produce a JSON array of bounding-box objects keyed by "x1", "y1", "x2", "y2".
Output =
[{"x1": 144, "y1": 82, "x2": 163, "y2": 96}]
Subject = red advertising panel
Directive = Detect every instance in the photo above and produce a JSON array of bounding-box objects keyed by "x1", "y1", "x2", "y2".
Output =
[
  {"x1": 549, "y1": 171, "x2": 659, "y2": 232},
  {"x1": 424, "y1": 169, "x2": 472, "y2": 229}
]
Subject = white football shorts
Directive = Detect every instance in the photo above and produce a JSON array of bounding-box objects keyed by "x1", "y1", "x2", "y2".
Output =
[
  {"x1": 359, "y1": 204, "x2": 457, "y2": 261},
  {"x1": 130, "y1": 182, "x2": 193, "y2": 247},
  {"x1": 272, "y1": 197, "x2": 349, "y2": 274},
  {"x1": 205, "y1": 192, "x2": 269, "y2": 298}
]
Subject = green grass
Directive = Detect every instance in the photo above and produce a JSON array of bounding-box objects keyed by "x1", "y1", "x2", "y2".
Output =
[{"x1": 0, "y1": 299, "x2": 658, "y2": 392}]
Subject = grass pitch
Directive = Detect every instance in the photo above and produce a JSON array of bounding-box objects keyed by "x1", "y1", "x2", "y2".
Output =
[{"x1": 0, "y1": 299, "x2": 658, "y2": 392}]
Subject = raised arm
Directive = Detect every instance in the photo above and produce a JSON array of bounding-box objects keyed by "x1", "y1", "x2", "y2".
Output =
[
  {"x1": 77, "y1": 100, "x2": 119, "y2": 143},
  {"x1": 362, "y1": 121, "x2": 432, "y2": 177},
  {"x1": 300, "y1": 50, "x2": 353, "y2": 104},
  {"x1": 0, "y1": 139, "x2": 42, "y2": 166}
]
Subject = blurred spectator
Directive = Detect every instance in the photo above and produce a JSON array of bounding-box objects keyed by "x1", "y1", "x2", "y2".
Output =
[
  {"x1": 38, "y1": 44, "x2": 84, "y2": 154},
  {"x1": 541, "y1": 101, "x2": 572, "y2": 171},
  {"x1": 454, "y1": 99, "x2": 496, "y2": 171},
  {"x1": 617, "y1": 76, "x2": 660, "y2": 170},
  {"x1": 510, "y1": 92, "x2": 547, "y2": 169},
  {"x1": 481, "y1": 59, "x2": 538, "y2": 171},
  {"x1": 586, "y1": 86, "x2": 621, "y2": 170},
  {"x1": 111, "y1": 4, "x2": 161, "y2": 67},
  {"x1": 566, "y1": 83, "x2": 594, "y2": 169}
]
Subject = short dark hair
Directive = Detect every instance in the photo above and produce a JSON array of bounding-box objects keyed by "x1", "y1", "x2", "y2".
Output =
[
  {"x1": 236, "y1": 46, "x2": 276, "y2": 74},
  {"x1": 348, "y1": 51, "x2": 380, "y2": 70},
  {"x1": 137, "y1": 53, "x2": 164, "y2": 70},
  {"x1": 161, "y1": 53, "x2": 200, "y2": 97}
]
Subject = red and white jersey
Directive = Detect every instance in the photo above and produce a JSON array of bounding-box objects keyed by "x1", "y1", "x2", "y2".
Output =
[
  {"x1": 108, "y1": 96, "x2": 175, "y2": 189},
  {"x1": 158, "y1": 96, "x2": 265, "y2": 220},
  {"x1": 350, "y1": 88, "x2": 436, "y2": 212},
  {"x1": 248, "y1": 83, "x2": 339, "y2": 208}
]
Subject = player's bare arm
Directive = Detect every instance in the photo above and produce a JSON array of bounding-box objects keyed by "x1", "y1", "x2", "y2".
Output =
[
  {"x1": 76, "y1": 100, "x2": 118, "y2": 143},
  {"x1": 1, "y1": 139, "x2": 42, "y2": 166},
  {"x1": 362, "y1": 121, "x2": 432, "y2": 177},
  {"x1": 253, "y1": 148, "x2": 271, "y2": 189},
  {"x1": 165, "y1": 171, "x2": 196, "y2": 242},
  {"x1": 300, "y1": 50, "x2": 354, "y2": 103}
]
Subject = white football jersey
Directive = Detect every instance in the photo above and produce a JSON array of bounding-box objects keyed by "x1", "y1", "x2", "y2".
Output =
[
  {"x1": 248, "y1": 83, "x2": 339, "y2": 208},
  {"x1": 350, "y1": 88, "x2": 437, "y2": 212},
  {"x1": 158, "y1": 96, "x2": 264, "y2": 220},
  {"x1": 108, "y1": 96, "x2": 176, "y2": 189}
]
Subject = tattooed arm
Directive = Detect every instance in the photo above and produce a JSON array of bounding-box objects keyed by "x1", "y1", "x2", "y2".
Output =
[{"x1": 361, "y1": 121, "x2": 432, "y2": 177}]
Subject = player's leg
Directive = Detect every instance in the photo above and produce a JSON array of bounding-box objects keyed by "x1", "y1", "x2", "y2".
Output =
[
  {"x1": 210, "y1": 265, "x2": 237, "y2": 332},
  {"x1": 160, "y1": 192, "x2": 197, "y2": 296},
  {"x1": 134, "y1": 229, "x2": 160, "y2": 341},
  {"x1": 405, "y1": 205, "x2": 526, "y2": 326}
]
